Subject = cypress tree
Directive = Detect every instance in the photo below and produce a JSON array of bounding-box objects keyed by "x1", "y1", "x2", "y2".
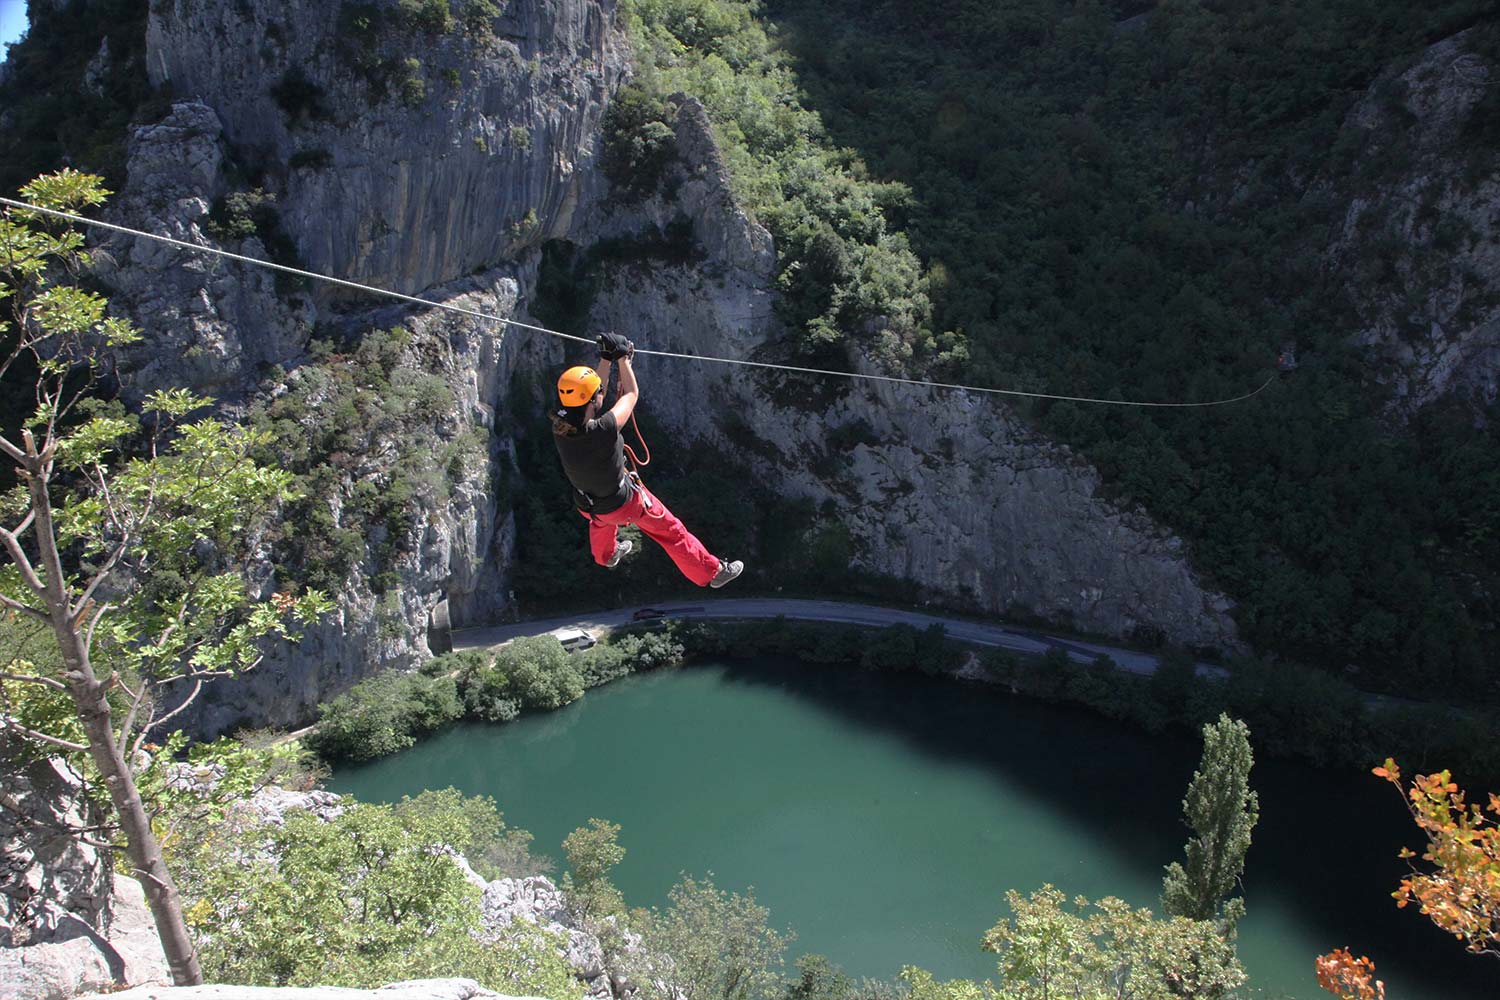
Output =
[{"x1": 1161, "y1": 713, "x2": 1260, "y2": 931}]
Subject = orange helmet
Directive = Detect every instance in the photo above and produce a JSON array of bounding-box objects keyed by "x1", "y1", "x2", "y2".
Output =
[{"x1": 557, "y1": 365, "x2": 602, "y2": 407}]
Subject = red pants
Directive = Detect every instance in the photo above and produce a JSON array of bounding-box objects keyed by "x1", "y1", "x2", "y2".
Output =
[{"x1": 581, "y1": 484, "x2": 721, "y2": 587}]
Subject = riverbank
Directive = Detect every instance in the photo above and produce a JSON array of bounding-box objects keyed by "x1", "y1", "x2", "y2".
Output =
[
  {"x1": 327, "y1": 657, "x2": 1498, "y2": 1000},
  {"x1": 439, "y1": 608, "x2": 1500, "y2": 788}
]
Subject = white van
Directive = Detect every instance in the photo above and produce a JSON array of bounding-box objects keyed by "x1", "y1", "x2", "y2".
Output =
[{"x1": 555, "y1": 628, "x2": 596, "y2": 652}]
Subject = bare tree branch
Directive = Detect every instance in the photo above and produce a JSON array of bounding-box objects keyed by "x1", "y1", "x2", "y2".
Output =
[
  {"x1": 136, "y1": 678, "x2": 202, "y2": 752},
  {"x1": 6, "y1": 509, "x2": 35, "y2": 539},
  {"x1": 71, "y1": 540, "x2": 128, "y2": 621},
  {"x1": 0, "y1": 671, "x2": 67, "y2": 691},
  {"x1": 117, "y1": 673, "x2": 150, "y2": 758},
  {"x1": 0, "y1": 523, "x2": 47, "y2": 595},
  {"x1": 185, "y1": 652, "x2": 263, "y2": 681},
  {"x1": 0, "y1": 433, "x2": 24, "y2": 464},
  {"x1": 83, "y1": 602, "x2": 111, "y2": 659}
]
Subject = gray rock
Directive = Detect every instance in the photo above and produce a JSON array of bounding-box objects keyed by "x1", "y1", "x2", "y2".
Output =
[
  {"x1": 1322, "y1": 30, "x2": 1500, "y2": 418},
  {"x1": 480, "y1": 877, "x2": 609, "y2": 991},
  {"x1": 576, "y1": 96, "x2": 1241, "y2": 650},
  {"x1": 144, "y1": 0, "x2": 629, "y2": 296},
  {"x1": 1, "y1": 749, "x2": 169, "y2": 999},
  {"x1": 78, "y1": 979, "x2": 532, "y2": 1000}
]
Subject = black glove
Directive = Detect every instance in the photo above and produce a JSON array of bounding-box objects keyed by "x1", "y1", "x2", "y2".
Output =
[{"x1": 597, "y1": 332, "x2": 634, "y2": 361}]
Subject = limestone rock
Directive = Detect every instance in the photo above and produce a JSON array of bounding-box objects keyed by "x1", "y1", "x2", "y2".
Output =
[
  {"x1": 1, "y1": 749, "x2": 169, "y2": 999},
  {"x1": 144, "y1": 0, "x2": 630, "y2": 296},
  {"x1": 1323, "y1": 30, "x2": 1500, "y2": 417},
  {"x1": 480, "y1": 877, "x2": 609, "y2": 993},
  {"x1": 78, "y1": 979, "x2": 530, "y2": 1000},
  {"x1": 578, "y1": 93, "x2": 1241, "y2": 651}
]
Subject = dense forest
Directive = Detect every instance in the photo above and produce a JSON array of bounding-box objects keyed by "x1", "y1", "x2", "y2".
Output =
[{"x1": 602, "y1": 0, "x2": 1500, "y2": 704}]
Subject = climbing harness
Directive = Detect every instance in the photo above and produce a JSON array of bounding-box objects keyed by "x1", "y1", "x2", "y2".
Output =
[{"x1": 0, "y1": 198, "x2": 1278, "y2": 409}]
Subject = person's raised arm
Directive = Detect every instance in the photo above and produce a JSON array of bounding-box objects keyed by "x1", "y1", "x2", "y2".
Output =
[{"x1": 608, "y1": 351, "x2": 638, "y2": 425}]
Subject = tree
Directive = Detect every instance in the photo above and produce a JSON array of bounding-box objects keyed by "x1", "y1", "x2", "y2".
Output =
[
  {"x1": 0, "y1": 171, "x2": 329, "y2": 984},
  {"x1": 562, "y1": 816, "x2": 627, "y2": 919},
  {"x1": 1162, "y1": 713, "x2": 1259, "y2": 931},
  {"x1": 168, "y1": 791, "x2": 580, "y2": 996},
  {"x1": 1373, "y1": 759, "x2": 1500, "y2": 960},
  {"x1": 977, "y1": 886, "x2": 1246, "y2": 1000},
  {"x1": 632, "y1": 874, "x2": 792, "y2": 1000},
  {"x1": 1313, "y1": 949, "x2": 1386, "y2": 1000}
]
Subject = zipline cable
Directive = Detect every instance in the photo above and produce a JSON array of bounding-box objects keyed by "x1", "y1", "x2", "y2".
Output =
[{"x1": 0, "y1": 198, "x2": 1276, "y2": 409}]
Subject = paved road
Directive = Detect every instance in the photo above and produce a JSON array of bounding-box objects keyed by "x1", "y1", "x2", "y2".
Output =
[{"x1": 453, "y1": 598, "x2": 1219, "y2": 678}]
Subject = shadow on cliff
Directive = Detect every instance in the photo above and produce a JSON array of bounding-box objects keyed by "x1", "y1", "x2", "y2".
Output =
[{"x1": 708, "y1": 656, "x2": 1493, "y2": 997}]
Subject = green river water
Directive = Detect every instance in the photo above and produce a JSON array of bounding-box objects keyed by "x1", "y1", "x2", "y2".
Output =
[{"x1": 329, "y1": 658, "x2": 1495, "y2": 999}]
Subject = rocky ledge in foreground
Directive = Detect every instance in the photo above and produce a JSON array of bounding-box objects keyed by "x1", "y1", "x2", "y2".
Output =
[{"x1": 81, "y1": 978, "x2": 542, "y2": 1000}]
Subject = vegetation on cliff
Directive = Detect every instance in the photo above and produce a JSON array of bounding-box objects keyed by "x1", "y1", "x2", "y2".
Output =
[{"x1": 753, "y1": 0, "x2": 1500, "y2": 703}]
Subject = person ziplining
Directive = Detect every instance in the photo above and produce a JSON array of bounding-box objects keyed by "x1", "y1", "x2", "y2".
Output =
[{"x1": 552, "y1": 332, "x2": 744, "y2": 588}]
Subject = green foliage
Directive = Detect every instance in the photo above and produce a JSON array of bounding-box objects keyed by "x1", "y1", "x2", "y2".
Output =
[
  {"x1": 448, "y1": 637, "x2": 575, "y2": 720},
  {"x1": 206, "y1": 188, "x2": 280, "y2": 241},
  {"x1": 391, "y1": 788, "x2": 551, "y2": 880},
  {"x1": 307, "y1": 670, "x2": 463, "y2": 762},
  {"x1": 616, "y1": 0, "x2": 942, "y2": 372},
  {"x1": 964, "y1": 885, "x2": 1246, "y2": 1000},
  {"x1": 171, "y1": 794, "x2": 580, "y2": 996},
  {"x1": 783, "y1": 955, "x2": 902, "y2": 1000},
  {"x1": 561, "y1": 817, "x2": 627, "y2": 919},
  {"x1": 398, "y1": 0, "x2": 456, "y2": 34},
  {"x1": 631, "y1": 874, "x2": 792, "y2": 1000},
  {"x1": 1161, "y1": 715, "x2": 1259, "y2": 931},
  {"x1": 462, "y1": 0, "x2": 503, "y2": 35},
  {"x1": 247, "y1": 326, "x2": 465, "y2": 596},
  {"x1": 140, "y1": 732, "x2": 319, "y2": 849},
  {"x1": 762, "y1": 0, "x2": 1500, "y2": 700},
  {"x1": 399, "y1": 58, "x2": 428, "y2": 108},
  {"x1": 0, "y1": 0, "x2": 160, "y2": 193},
  {"x1": 601, "y1": 83, "x2": 680, "y2": 199}
]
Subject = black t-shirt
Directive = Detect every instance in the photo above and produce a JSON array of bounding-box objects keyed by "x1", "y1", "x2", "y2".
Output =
[{"x1": 552, "y1": 410, "x2": 632, "y2": 514}]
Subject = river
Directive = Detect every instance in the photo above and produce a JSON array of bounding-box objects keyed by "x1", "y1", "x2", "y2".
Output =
[{"x1": 328, "y1": 658, "x2": 1496, "y2": 999}]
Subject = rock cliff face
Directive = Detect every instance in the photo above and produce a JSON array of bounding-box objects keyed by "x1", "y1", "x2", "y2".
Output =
[
  {"x1": 145, "y1": 0, "x2": 625, "y2": 297},
  {"x1": 85, "y1": 0, "x2": 1243, "y2": 733},
  {"x1": 0, "y1": 747, "x2": 169, "y2": 999},
  {"x1": 1323, "y1": 30, "x2": 1500, "y2": 418},
  {"x1": 576, "y1": 97, "x2": 1240, "y2": 648}
]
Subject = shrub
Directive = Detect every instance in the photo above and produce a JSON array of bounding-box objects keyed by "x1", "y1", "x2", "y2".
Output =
[
  {"x1": 307, "y1": 671, "x2": 463, "y2": 762},
  {"x1": 601, "y1": 83, "x2": 678, "y2": 199},
  {"x1": 462, "y1": 0, "x2": 502, "y2": 34},
  {"x1": 172, "y1": 793, "x2": 579, "y2": 995},
  {"x1": 458, "y1": 635, "x2": 586, "y2": 718},
  {"x1": 398, "y1": 0, "x2": 455, "y2": 34}
]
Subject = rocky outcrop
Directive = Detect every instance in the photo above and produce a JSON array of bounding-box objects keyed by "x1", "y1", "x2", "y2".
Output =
[
  {"x1": 1, "y1": 748, "x2": 169, "y2": 1000},
  {"x1": 144, "y1": 0, "x2": 628, "y2": 296},
  {"x1": 1323, "y1": 30, "x2": 1500, "y2": 417},
  {"x1": 80, "y1": 980, "x2": 529, "y2": 1000},
  {"x1": 481, "y1": 876, "x2": 641, "y2": 999},
  {"x1": 575, "y1": 97, "x2": 1242, "y2": 649},
  {"x1": 89, "y1": 0, "x2": 629, "y2": 733}
]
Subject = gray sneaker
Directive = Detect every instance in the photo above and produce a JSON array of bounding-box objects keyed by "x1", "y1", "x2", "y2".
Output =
[
  {"x1": 605, "y1": 539, "x2": 633, "y2": 569},
  {"x1": 709, "y1": 558, "x2": 743, "y2": 589}
]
